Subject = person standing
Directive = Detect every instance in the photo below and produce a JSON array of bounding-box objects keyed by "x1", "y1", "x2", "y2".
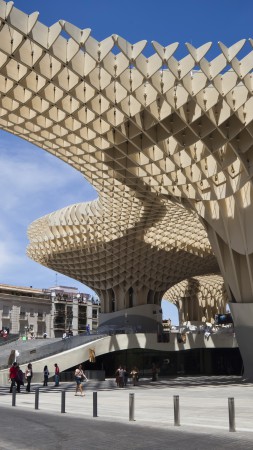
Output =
[
  {"x1": 115, "y1": 365, "x2": 120, "y2": 387},
  {"x1": 2, "y1": 328, "x2": 8, "y2": 339},
  {"x1": 25, "y1": 363, "x2": 33, "y2": 392},
  {"x1": 54, "y1": 363, "x2": 60, "y2": 386},
  {"x1": 118, "y1": 366, "x2": 124, "y2": 388},
  {"x1": 43, "y1": 365, "x2": 49, "y2": 386},
  {"x1": 130, "y1": 366, "x2": 139, "y2": 386},
  {"x1": 74, "y1": 364, "x2": 87, "y2": 396},
  {"x1": 9, "y1": 362, "x2": 18, "y2": 393},
  {"x1": 16, "y1": 365, "x2": 24, "y2": 393},
  {"x1": 123, "y1": 366, "x2": 128, "y2": 387},
  {"x1": 115, "y1": 365, "x2": 124, "y2": 387},
  {"x1": 151, "y1": 363, "x2": 158, "y2": 382}
]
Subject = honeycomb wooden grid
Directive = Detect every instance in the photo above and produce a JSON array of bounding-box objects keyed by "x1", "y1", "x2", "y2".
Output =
[{"x1": 1, "y1": 1, "x2": 253, "y2": 311}]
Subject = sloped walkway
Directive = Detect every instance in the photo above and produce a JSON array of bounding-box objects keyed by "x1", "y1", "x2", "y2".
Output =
[{"x1": 0, "y1": 333, "x2": 107, "y2": 369}]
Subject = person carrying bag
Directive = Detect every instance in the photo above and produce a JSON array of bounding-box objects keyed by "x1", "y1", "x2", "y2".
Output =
[{"x1": 74, "y1": 364, "x2": 87, "y2": 396}]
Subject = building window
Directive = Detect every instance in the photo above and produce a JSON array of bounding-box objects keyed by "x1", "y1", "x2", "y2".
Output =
[
  {"x1": 92, "y1": 309, "x2": 98, "y2": 319},
  {"x1": 38, "y1": 312, "x2": 44, "y2": 321},
  {"x1": 20, "y1": 307, "x2": 26, "y2": 320},
  {"x1": 78, "y1": 305, "x2": 87, "y2": 332},
  {"x1": 37, "y1": 322, "x2": 46, "y2": 336},
  {"x1": 3, "y1": 306, "x2": 10, "y2": 318},
  {"x1": 54, "y1": 304, "x2": 66, "y2": 329},
  {"x1": 66, "y1": 306, "x2": 73, "y2": 329}
]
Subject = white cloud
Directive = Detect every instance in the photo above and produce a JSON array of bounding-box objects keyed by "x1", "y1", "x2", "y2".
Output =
[
  {"x1": 0, "y1": 241, "x2": 22, "y2": 270},
  {"x1": 0, "y1": 131, "x2": 97, "y2": 294}
]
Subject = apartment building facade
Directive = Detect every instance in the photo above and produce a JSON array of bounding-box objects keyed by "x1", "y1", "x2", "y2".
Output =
[{"x1": 0, "y1": 284, "x2": 100, "y2": 338}]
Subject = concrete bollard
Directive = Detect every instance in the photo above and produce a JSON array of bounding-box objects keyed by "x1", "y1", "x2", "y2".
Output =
[
  {"x1": 12, "y1": 387, "x2": 16, "y2": 407},
  {"x1": 129, "y1": 393, "x2": 135, "y2": 421},
  {"x1": 173, "y1": 395, "x2": 180, "y2": 426},
  {"x1": 93, "y1": 391, "x2": 98, "y2": 417},
  {"x1": 35, "y1": 388, "x2": 39, "y2": 410},
  {"x1": 228, "y1": 397, "x2": 236, "y2": 432},
  {"x1": 61, "y1": 390, "x2": 66, "y2": 413}
]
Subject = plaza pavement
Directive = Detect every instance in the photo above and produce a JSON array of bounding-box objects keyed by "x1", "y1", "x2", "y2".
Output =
[{"x1": 1, "y1": 376, "x2": 253, "y2": 449}]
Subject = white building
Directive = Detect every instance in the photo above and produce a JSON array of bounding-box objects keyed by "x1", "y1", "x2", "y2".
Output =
[
  {"x1": 46, "y1": 286, "x2": 100, "y2": 337},
  {"x1": 0, "y1": 284, "x2": 100, "y2": 338}
]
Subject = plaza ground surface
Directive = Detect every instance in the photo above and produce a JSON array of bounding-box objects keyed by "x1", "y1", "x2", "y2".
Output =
[{"x1": 0, "y1": 376, "x2": 253, "y2": 449}]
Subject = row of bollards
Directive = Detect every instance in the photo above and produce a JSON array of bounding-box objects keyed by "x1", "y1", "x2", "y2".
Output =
[
  {"x1": 10, "y1": 389, "x2": 236, "y2": 431},
  {"x1": 11, "y1": 387, "x2": 99, "y2": 417},
  {"x1": 172, "y1": 395, "x2": 236, "y2": 432}
]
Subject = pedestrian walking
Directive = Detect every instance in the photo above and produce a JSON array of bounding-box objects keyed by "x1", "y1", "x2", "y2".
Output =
[
  {"x1": 123, "y1": 366, "x2": 128, "y2": 387},
  {"x1": 9, "y1": 361, "x2": 18, "y2": 393},
  {"x1": 115, "y1": 365, "x2": 124, "y2": 387},
  {"x1": 43, "y1": 365, "x2": 49, "y2": 386},
  {"x1": 130, "y1": 366, "x2": 139, "y2": 386},
  {"x1": 25, "y1": 363, "x2": 33, "y2": 392},
  {"x1": 54, "y1": 363, "x2": 60, "y2": 386},
  {"x1": 16, "y1": 365, "x2": 24, "y2": 393},
  {"x1": 151, "y1": 363, "x2": 158, "y2": 381},
  {"x1": 115, "y1": 366, "x2": 120, "y2": 387},
  {"x1": 74, "y1": 364, "x2": 87, "y2": 396}
]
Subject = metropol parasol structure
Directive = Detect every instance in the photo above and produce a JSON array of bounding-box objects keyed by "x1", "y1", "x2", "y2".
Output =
[{"x1": 1, "y1": 1, "x2": 253, "y2": 375}]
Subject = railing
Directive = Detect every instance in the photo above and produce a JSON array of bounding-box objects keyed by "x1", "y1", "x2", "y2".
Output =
[
  {"x1": 0, "y1": 325, "x2": 236, "y2": 369},
  {"x1": 163, "y1": 324, "x2": 234, "y2": 334}
]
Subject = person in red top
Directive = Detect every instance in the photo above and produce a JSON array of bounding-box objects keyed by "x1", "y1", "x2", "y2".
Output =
[
  {"x1": 9, "y1": 362, "x2": 18, "y2": 393},
  {"x1": 54, "y1": 363, "x2": 60, "y2": 387}
]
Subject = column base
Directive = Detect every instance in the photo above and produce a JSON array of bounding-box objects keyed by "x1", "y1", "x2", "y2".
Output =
[{"x1": 230, "y1": 302, "x2": 253, "y2": 380}]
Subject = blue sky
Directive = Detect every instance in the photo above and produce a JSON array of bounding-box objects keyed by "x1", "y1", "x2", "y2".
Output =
[{"x1": 1, "y1": 0, "x2": 253, "y2": 324}]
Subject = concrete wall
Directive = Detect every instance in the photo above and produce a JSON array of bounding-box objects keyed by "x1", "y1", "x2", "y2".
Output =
[
  {"x1": 99, "y1": 304, "x2": 163, "y2": 332},
  {"x1": 0, "y1": 330, "x2": 237, "y2": 384}
]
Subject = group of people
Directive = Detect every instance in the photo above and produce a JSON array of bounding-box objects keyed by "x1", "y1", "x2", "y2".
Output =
[
  {"x1": 9, "y1": 362, "x2": 33, "y2": 393},
  {"x1": 115, "y1": 365, "x2": 139, "y2": 387},
  {"x1": 9, "y1": 359, "x2": 158, "y2": 394},
  {"x1": 8, "y1": 362, "x2": 60, "y2": 392},
  {"x1": 62, "y1": 330, "x2": 73, "y2": 340},
  {"x1": 42, "y1": 363, "x2": 60, "y2": 386},
  {"x1": 9, "y1": 361, "x2": 89, "y2": 396}
]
